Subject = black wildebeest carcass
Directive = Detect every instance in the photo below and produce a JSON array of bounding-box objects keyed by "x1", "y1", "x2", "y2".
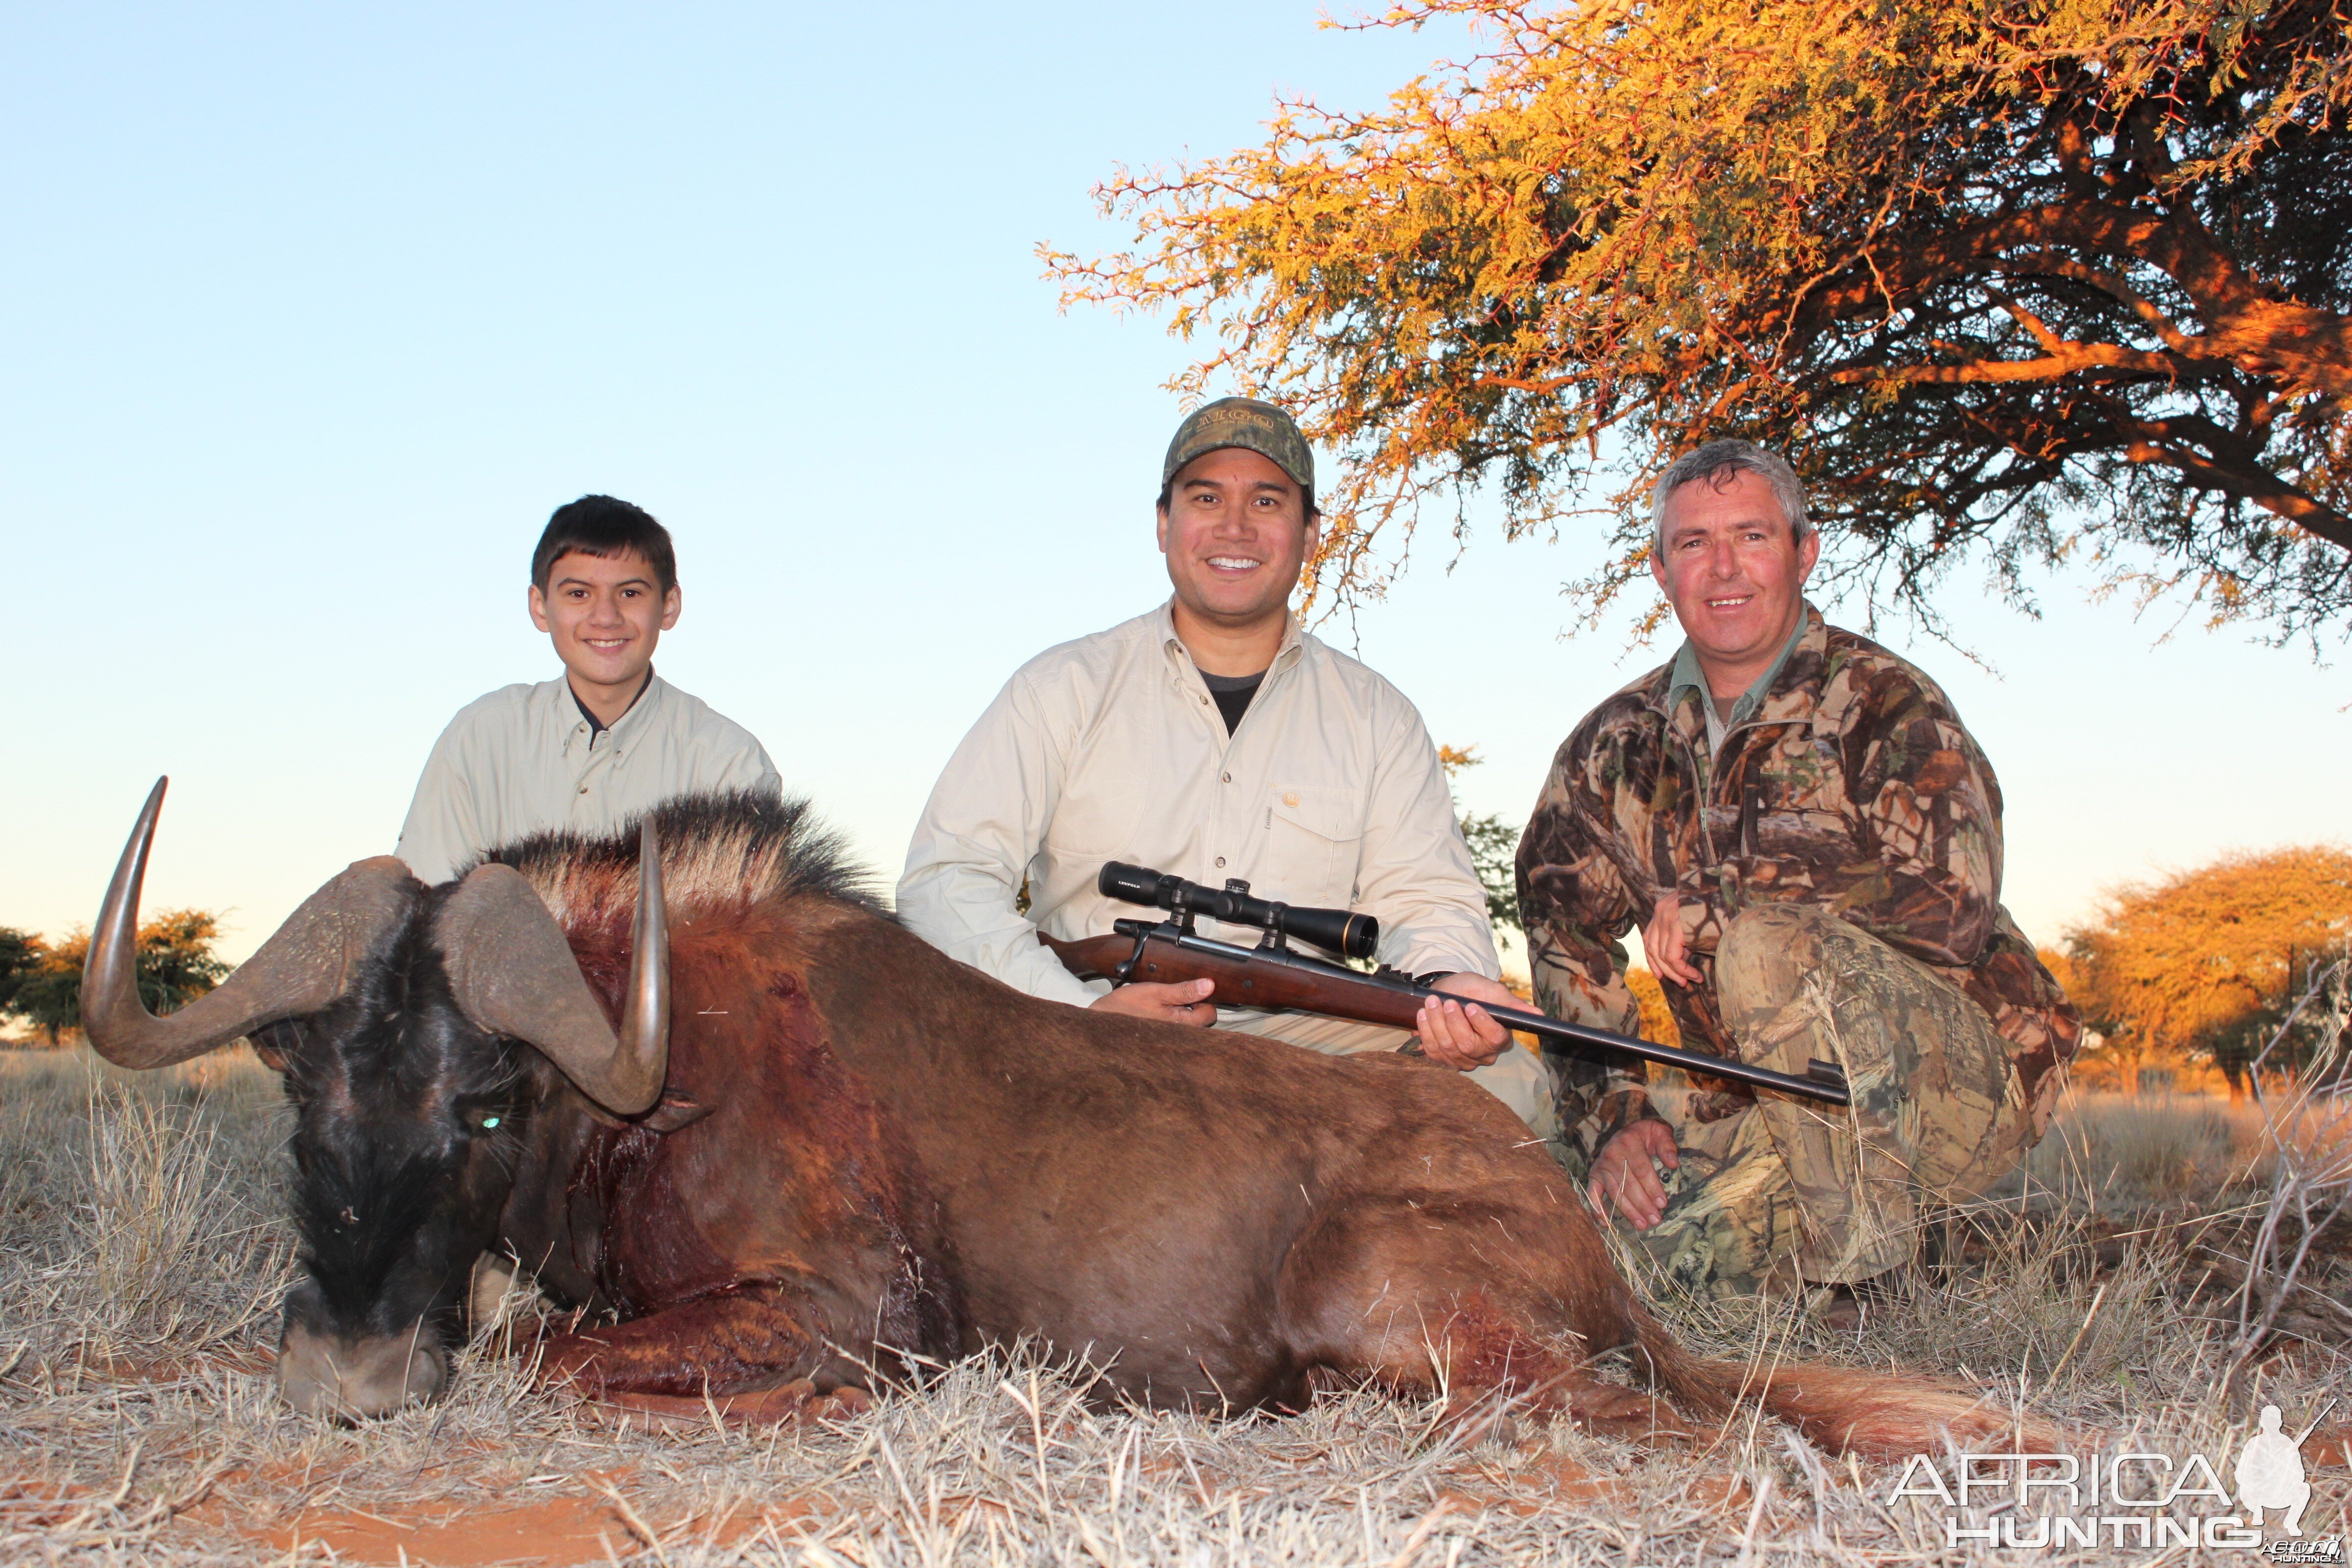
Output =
[{"x1": 82, "y1": 782, "x2": 2041, "y2": 1454}]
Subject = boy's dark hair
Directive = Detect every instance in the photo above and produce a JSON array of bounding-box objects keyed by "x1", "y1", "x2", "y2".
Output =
[{"x1": 531, "y1": 495, "x2": 678, "y2": 595}]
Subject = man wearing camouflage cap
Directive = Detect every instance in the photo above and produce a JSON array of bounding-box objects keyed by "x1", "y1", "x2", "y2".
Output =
[{"x1": 898, "y1": 397, "x2": 1555, "y2": 1133}]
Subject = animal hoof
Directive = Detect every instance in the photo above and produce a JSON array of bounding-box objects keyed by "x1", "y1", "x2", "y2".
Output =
[
  {"x1": 807, "y1": 1386, "x2": 873, "y2": 1421},
  {"x1": 769, "y1": 1378, "x2": 874, "y2": 1418}
]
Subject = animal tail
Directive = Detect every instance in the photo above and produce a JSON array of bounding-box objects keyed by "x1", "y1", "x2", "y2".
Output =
[{"x1": 1629, "y1": 1308, "x2": 2063, "y2": 1460}]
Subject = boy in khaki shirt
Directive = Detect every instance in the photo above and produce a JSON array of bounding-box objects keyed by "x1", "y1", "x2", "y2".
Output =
[{"x1": 396, "y1": 495, "x2": 780, "y2": 885}]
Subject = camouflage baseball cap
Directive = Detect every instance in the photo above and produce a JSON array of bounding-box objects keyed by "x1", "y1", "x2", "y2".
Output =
[{"x1": 1161, "y1": 397, "x2": 1314, "y2": 494}]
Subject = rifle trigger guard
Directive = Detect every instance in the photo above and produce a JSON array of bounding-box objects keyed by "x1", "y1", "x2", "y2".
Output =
[{"x1": 1114, "y1": 927, "x2": 1151, "y2": 984}]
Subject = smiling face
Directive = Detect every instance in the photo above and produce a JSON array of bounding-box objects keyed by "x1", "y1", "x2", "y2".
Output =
[
  {"x1": 529, "y1": 549, "x2": 681, "y2": 703},
  {"x1": 1649, "y1": 468, "x2": 1820, "y2": 694},
  {"x1": 1156, "y1": 447, "x2": 1318, "y2": 643}
]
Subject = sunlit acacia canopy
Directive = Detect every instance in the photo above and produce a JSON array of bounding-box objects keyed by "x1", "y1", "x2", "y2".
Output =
[
  {"x1": 2061, "y1": 845, "x2": 2352, "y2": 1092},
  {"x1": 1048, "y1": 0, "x2": 2352, "y2": 643}
]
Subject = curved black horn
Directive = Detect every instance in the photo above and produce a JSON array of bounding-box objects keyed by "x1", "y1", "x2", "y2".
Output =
[
  {"x1": 82, "y1": 778, "x2": 415, "y2": 1067},
  {"x1": 615, "y1": 818, "x2": 670, "y2": 1105},
  {"x1": 434, "y1": 820, "x2": 669, "y2": 1116}
]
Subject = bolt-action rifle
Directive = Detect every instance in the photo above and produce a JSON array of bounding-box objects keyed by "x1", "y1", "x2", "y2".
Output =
[{"x1": 1038, "y1": 862, "x2": 1851, "y2": 1107}]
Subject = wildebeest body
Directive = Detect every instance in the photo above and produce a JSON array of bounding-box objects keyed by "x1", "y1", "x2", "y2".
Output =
[
  {"x1": 496, "y1": 798, "x2": 2036, "y2": 1455},
  {"x1": 84, "y1": 787, "x2": 2049, "y2": 1454},
  {"x1": 806, "y1": 918, "x2": 1620, "y2": 1411},
  {"x1": 490, "y1": 801, "x2": 1635, "y2": 1416}
]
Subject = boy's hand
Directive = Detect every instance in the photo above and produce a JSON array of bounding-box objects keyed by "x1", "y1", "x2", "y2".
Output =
[{"x1": 1091, "y1": 979, "x2": 1218, "y2": 1027}]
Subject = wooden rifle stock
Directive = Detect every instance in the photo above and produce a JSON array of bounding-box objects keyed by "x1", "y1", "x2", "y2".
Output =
[{"x1": 1039, "y1": 919, "x2": 1851, "y2": 1107}]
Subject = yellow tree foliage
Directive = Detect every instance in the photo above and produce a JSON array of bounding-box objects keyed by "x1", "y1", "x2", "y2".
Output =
[
  {"x1": 1051, "y1": 0, "x2": 2352, "y2": 643},
  {"x1": 1624, "y1": 965, "x2": 1682, "y2": 1048},
  {"x1": 2063, "y1": 845, "x2": 2352, "y2": 1097}
]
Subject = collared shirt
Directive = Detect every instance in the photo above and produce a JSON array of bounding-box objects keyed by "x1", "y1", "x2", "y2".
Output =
[
  {"x1": 897, "y1": 601, "x2": 1501, "y2": 1009},
  {"x1": 1666, "y1": 608, "x2": 1809, "y2": 754},
  {"x1": 395, "y1": 671, "x2": 783, "y2": 885}
]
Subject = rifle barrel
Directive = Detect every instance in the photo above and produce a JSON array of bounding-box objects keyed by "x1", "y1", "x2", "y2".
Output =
[
  {"x1": 1138, "y1": 926, "x2": 1851, "y2": 1107},
  {"x1": 1480, "y1": 1000, "x2": 1849, "y2": 1105}
]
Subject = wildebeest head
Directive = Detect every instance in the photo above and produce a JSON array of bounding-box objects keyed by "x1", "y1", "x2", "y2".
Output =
[{"x1": 81, "y1": 779, "x2": 670, "y2": 1420}]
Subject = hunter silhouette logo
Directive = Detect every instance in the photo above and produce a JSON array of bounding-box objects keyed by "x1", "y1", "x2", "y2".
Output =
[{"x1": 2237, "y1": 1405, "x2": 2316, "y2": 1537}]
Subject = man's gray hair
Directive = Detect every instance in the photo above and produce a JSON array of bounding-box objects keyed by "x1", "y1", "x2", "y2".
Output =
[{"x1": 1649, "y1": 439, "x2": 1813, "y2": 551}]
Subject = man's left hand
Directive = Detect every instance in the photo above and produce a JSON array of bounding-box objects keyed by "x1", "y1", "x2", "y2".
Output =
[{"x1": 1416, "y1": 974, "x2": 1519, "y2": 1070}]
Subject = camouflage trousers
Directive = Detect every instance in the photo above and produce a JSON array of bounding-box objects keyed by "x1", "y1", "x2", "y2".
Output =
[{"x1": 1622, "y1": 905, "x2": 2033, "y2": 1297}]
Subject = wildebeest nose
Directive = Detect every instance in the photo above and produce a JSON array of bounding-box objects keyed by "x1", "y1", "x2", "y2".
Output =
[{"x1": 276, "y1": 1323, "x2": 448, "y2": 1420}]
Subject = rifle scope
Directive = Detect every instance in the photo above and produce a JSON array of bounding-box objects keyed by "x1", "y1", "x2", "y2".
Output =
[{"x1": 1098, "y1": 862, "x2": 1379, "y2": 961}]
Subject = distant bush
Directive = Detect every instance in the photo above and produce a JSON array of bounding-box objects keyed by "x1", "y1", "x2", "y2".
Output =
[{"x1": 2, "y1": 911, "x2": 231, "y2": 1046}]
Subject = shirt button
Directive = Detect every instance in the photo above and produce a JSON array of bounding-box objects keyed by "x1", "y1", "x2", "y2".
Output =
[
  {"x1": 578, "y1": 785, "x2": 589, "y2": 794},
  {"x1": 1215, "y1": 857, "x2": 1225, "y2": 868},
  {"x1": 1199, "y1": 695, "x2": 1209, "y2": 705},
  {"x1": 1222, "y1": 772, "x2": 1232, "y2": 784},
  {"x1": 1282, "y1": 791, "x2": 1300, "y2": 807}
]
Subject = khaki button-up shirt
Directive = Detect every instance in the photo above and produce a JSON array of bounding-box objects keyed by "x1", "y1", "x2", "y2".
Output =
[
  {"x1": 897, "y1": 602, "x2": 1499, "y2": 1009},
  {"x1": 396, "y1": 672, "x2": 782, "y2": 885}
]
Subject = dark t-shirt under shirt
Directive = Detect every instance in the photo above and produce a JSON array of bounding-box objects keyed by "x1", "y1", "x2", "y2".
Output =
[{"x1": 1200, "y1": 668, "x2": 1267, "y2": 735}]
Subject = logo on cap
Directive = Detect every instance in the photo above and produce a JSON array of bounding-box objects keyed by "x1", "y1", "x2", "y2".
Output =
[{"x1": 1163, "y1": 397, "x2": 1315, "y2": 493}]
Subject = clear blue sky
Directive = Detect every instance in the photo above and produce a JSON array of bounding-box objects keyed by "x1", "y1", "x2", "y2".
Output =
[{"x1": 5, "y1": 2, "x2": 2346, "y2": 966}]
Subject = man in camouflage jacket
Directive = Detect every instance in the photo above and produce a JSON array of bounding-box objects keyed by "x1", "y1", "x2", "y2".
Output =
[{"x1": 1517, "y1": 440, "x2": 2078, "y2": 1306}]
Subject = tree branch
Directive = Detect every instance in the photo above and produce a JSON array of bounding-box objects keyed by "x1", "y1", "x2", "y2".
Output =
[
  {"x1": 1805, "y1": 199, "x2": 2352, "y2": 397},
  {"x1": 2112, "y1": 414, "x2": 2352, "y2": 551}
]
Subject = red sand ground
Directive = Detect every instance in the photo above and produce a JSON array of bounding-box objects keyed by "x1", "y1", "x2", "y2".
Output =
[{"x1": 258, "y1": 1495, "x2": 820, "y2": 1566}]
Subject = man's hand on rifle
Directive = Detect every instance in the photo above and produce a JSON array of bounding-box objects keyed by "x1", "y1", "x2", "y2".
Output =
[
  {"x1": 1416, "y1": 974, "x2": 1518, "y2": 1070},
  {"x1": 1588, "y1": 1119, "x2": 1680, "y2": 1229},
  {"x1": 1090, "y1": 978, "x2": 1218, "y2": 1028}
]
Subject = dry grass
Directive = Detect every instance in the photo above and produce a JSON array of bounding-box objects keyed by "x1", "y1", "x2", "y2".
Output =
[
  {"x1": 2008, "y1": 1088, "x2": 2352, "y2": 1210},
  {"x1": 2, "y1": 1046, "x2": 2345, "y2": 1566}
]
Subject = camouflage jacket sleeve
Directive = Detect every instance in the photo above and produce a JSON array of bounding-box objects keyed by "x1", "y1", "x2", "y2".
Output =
[
  {"x1": 1515, "y1": 729, "x2": 1666, "y2": 1165},
  {"x1": 1822, "y1": 674, "x2": 2003, "y2": 969}
]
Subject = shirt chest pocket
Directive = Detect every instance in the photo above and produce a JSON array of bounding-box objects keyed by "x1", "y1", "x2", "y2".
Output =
[
  {"x1": 1255, "y1": 785, "x2": 1365, "y2": 907},
  {"x1": 1747, "y1": 741, "x2": 1855, "y2": 861}
]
